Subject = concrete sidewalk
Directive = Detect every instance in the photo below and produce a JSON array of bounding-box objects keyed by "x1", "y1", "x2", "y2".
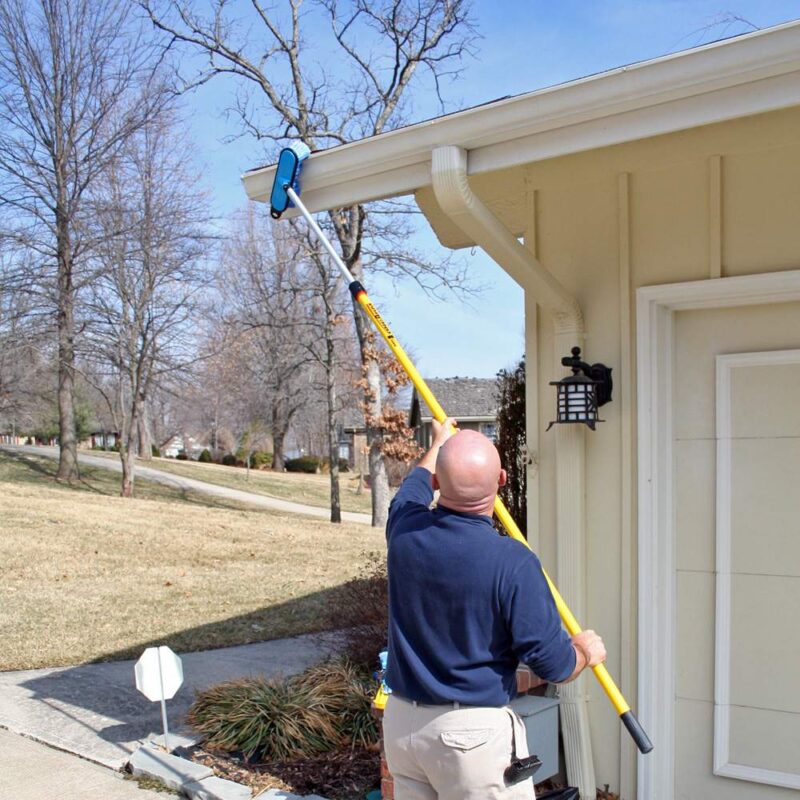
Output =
[
  {"x1": 0, "y1": 728, "x2": 166, "y2": 800},
  {"x1": 0, "y1": 632, "x2": 343, "y2": 770},
  {"x1": 1, "y1": 445, "x2": 372, "y2": 525}
]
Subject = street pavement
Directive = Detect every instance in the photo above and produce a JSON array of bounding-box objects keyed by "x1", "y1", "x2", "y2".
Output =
[
  {"x1": 0, "y1": 727, "x2": 168, "y2": 800},
  {"x1": 1, "y1": 445, "x2": 372, "y2": 525}
]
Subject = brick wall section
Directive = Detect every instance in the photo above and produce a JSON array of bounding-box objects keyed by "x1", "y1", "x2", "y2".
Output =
[{"x1": 375, "y1": 666, "x2": 538, "y2": 798}]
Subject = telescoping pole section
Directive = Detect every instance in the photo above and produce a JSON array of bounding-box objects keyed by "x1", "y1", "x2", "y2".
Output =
[{"x1": 284, "y1": 185, "x2": 653, "y2": 755}]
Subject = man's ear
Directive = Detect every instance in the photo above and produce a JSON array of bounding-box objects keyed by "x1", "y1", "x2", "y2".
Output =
[
  {"x1": 432, "y1": 473, "x2": 440, "y2": 491},
  {"x1": 498, "y1": 468, "x2": 507, "y2": 488}
]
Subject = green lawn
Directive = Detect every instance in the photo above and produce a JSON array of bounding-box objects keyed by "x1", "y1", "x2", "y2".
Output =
[
  {"x1": 87, "y1": 451, "x2": 377, "y2": 514},
  {"x1": 0, "y1": 450, "x2": 383, "y2": 670}
]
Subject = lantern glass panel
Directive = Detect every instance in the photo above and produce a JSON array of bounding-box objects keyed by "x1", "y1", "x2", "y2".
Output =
[{"x1": 556, "y1": 381, "x2": 598, "y2": 423}]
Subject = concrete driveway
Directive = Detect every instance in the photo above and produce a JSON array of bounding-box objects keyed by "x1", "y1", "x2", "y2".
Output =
[{"x1": 0, "y1": 727, "x2": 168, "y2": 800}]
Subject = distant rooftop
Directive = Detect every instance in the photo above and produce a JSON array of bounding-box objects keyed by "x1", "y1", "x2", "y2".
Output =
[{"x1": 411, "y1": 377, "x2": 498, "y2": 422}]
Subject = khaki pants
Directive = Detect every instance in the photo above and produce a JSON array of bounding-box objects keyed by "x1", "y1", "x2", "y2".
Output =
[{"x1": 383, "y1": 695, "x2": 535, "y2": 800}]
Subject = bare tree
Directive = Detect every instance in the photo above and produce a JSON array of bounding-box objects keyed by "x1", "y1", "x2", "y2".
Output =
[
  {"x1": 84, "y1": 112, "x2": 211, "y2": 496},
  {"x1": 140, "y1": 0, "x2": 476, "y2": 525},
  {"x1": 292, "y1": 225, "x2": 360, "y2": 523},
  {"x1": 220, "y1": 205, "x2": 315, "y2": 472},
  {"x1": 0, "y1": 247, "x2": 57, "y2": 439},
  {"x1": 0, "y1": 0, "x2": 173, "y2": 481}
]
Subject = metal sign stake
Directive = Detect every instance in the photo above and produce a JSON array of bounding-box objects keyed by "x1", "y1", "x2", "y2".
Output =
[{"x1": 157, "y1": 648, "x2": 170, "y2": 752}]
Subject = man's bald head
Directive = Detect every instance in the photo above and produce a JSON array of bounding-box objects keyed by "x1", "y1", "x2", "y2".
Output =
[{"x1": 433, "y1": 430, "x2": 506, "y2": 516}]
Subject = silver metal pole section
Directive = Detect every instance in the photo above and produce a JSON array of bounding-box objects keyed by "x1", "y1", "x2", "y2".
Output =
[
  {"x1": 157, "y1": 648, "x2": 170, "y2": 752},
  {"x1": 285, "y1": 186, "x2": 356, "y2": 284}
]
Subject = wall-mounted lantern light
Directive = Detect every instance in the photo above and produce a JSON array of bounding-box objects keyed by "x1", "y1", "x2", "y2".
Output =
[{"x1": 547, "y1": 346, "x2": 613, "y2": 431}]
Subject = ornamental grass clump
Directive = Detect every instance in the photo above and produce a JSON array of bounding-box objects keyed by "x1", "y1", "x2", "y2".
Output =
[{"x1": 187, "y1": 659, "x2": 379, "y2": 761}]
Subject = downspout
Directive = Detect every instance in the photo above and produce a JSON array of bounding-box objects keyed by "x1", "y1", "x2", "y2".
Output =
[{"x1": 430, "y1": 145, "x2": 597, "y2": 800}]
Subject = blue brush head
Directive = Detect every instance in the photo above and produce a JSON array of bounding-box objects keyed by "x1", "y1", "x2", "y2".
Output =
[{"x1": 270, "y1": 141, "x2": 311, "y2": 219}]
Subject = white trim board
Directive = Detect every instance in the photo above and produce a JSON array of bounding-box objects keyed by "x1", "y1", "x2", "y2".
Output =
[
  {"x1": 714, "y1": 349, "x2": 800, "y2": 792},
  {"x1": 635, "y1": 269, "x2": 800, "y2": 800}
]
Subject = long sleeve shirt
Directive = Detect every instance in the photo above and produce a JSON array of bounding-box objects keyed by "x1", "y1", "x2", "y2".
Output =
[{"x1": 385, "y1": 467, "x2": 576, "y2": 706}]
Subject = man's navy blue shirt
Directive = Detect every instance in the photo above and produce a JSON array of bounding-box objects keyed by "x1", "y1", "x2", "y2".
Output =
[{"x1": 385, "y1": 467, "x2": 576, "y2": 706}]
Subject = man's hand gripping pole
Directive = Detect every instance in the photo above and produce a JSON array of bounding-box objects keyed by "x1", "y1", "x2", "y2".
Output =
[{"x1": 284, "y1": 184, "x2": 653, "y2": 754}]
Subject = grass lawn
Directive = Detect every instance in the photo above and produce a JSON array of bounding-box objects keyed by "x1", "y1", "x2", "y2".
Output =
[
  {"x1": 0, "y1": 450, "x2": 384, "y2": 671},
  {"x1": 87, "y1": 450, "x2": 377, "y2": 515}
]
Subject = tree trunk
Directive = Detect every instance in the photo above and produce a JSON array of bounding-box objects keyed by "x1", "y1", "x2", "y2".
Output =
[
  {"x1": 271, "y1": 431, "x2": 284, "y2": 472},
  {"x1": 325, "y1": 323, "x2": 341, "y2": 524},
  {"x1": 350, "y1": 278, "x2": 390, "y2": 528},
  {"x1": 119, "y1": 443, "x2": 136, "y2": 497},
  {"x1": 55, "y1": 219, "x2": 79, "y2": 482},
  {"x1": 364, "y1": 357, "x2": 390, "y2": 526},
  {"x1": 119, "y1": 390, "x2": 143, "y2": 497},
  {"x1": 180, "y1": 429, "x2": 190, "y2": 459},
  {"x1": 271, "y1": 419, "x2": 286, "y2": 471},
  {"x1": 212, "y1": 401, "x2": 219, "y2": 455},
  {"x1": 137, "y1": 404, "x2": 152, "y2": 460}
]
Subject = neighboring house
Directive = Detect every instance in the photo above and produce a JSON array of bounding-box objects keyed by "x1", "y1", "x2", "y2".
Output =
[
  {"x1": 337, "y1": 407, "x2": 369, "y2": 475},
  {"x1": 85, "y1": 431, "x2": 119, "y2": 450},
  {"x1": 408, "y1": 377, "x2": 498, "y2": 449},
  {"x1": 162, "y1": 435, "x2": 204, "y2": 459},
  {"x1": 244, "y1": 23, "x2": 800, "y2": 800}
]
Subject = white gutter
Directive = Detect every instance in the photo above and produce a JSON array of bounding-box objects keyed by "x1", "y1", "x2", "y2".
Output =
[
  {"x1": 242, "y1": 20, "x2": 800, "y2": 216},
  {"x1": 430, "y1": 145, "x2": 581, "y2": 324}
]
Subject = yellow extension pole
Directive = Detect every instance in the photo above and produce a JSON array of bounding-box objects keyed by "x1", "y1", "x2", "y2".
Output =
[
  {"x1": 351, "y1": 285, "x2": 652, "y2": 755},
  {"x1": 280, "y1": 183, "x2": 652, "y2": 753}
]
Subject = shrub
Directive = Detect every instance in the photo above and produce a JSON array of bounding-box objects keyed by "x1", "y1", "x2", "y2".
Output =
[
  {"x1": 285, "y1": 456, "x2": 321, "y2": 473},
  {"x1": 496, "y1": 357, "x2": 526, "y2": 537},
  {"x1": 187, "y1": 658, "x2": 378, "y2": 761},
  {"x1": 250, "y1": 450, "x2": 273, "y2": 469},
  {"x1": 325, "y1": 557, "x2": 388, "y2": 671},
  {"x1": 320, "y1": 457, "x2": 351, "y2": 474},
  {"x1": 176, "y1": 451, "x2": 189, "y2": 461},
  {"x1": 221, "y1": 453, "x2": 237, "y2": 467},
  {"x1": 198, "y1": 449, "x2": 213, "y2": 463},
  {"x1": 151, "y1": 445, "x2": 161, "y2": 458}
]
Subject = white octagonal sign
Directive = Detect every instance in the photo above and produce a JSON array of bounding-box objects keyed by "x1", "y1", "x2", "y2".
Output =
[{"x1": 135, "y1": 646, "x2": 183, "y2": 702}]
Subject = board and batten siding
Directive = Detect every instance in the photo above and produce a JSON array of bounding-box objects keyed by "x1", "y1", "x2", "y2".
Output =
[{"x1": 514, "y1": 105, "x2": 800, "y2": 797}]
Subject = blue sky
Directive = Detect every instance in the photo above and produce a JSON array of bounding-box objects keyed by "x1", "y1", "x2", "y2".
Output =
[{"x1": 182, "y1": 0, "x2": 800, "y2": 378}]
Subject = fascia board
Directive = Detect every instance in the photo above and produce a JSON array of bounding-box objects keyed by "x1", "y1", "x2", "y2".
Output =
[{"x1": 242, "y1": 21, "x2": 800, "y2": 213}]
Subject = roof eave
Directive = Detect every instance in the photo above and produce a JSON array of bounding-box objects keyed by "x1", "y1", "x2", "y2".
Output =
[{"x1": 242, "y1": 21, "x2": 800, "y2": 215}]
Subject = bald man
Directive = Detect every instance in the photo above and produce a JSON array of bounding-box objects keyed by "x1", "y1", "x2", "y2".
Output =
[{"x1": 382, "y1": 418, "x2": 606, "y2": 800}]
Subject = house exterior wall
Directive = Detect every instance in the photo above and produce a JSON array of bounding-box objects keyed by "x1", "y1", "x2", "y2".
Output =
[
  {"x1": 514, "y1": 105, "x2": 800, "y2": 796},
  {"x1": 672, "y1": 307, "x2": 800, "y2": 799}
]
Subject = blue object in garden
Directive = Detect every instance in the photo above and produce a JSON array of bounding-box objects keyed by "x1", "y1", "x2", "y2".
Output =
[
  {"x1": 365, "y1": 791, "x2": 382, "y2": 800},
  {"x1": 378, "y1": 649, "x2": 391, "y2": 696}
]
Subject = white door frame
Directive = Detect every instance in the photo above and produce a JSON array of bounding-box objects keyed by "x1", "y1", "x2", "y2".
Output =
[{"x1": 635, "y1": 269, "x2": 800, "y2": 800}]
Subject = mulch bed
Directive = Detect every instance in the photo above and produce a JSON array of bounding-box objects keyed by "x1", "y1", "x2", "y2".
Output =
[
  {"x1": 190, "y1": 744, "x2": 380, "y2": 800},
  {"x1": 190, "y1": 744, "x2": 620, "y2": 800}
]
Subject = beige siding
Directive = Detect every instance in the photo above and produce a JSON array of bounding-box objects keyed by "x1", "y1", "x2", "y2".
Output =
[
  {"x1": 516, "y1": 107, "x2": 800, "y2": 794},
  {"x1": 670, "y1": 305, "x2": 800, "y2": 797}
]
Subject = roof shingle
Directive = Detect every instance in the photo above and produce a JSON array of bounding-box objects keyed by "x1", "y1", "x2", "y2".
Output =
[{"x1": 413, "y1": 377, "x2": 498, "y2": 421}]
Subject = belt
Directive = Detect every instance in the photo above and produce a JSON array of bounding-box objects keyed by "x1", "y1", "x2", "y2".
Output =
[{"x1": 411, "y1": 699, "x2": 463, "y2": 709}]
